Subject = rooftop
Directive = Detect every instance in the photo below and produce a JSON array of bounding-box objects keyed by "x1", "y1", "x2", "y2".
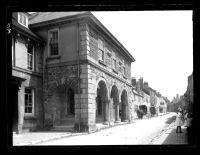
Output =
[
  {"x1": 29, "y1": 12, "x2": 135, "y2": 62},
  {"x1": 29, "y1": 12, "x2": 88, "y2": 25}
]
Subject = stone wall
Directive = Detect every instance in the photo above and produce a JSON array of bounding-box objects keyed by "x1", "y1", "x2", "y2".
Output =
[
  {"x1": 43, "y1": 64, "x2": 79, "y2": 128},
  {"x1": 88, "y1": 65, "x2": 135, "y2": 122},
  {"x1": 80, "y1": 23, "x2": 132, "y2": 84}
]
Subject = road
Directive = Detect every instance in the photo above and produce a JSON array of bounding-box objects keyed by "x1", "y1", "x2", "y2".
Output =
[{"x1": 35, "y1": 112, "x2": 176, "y2": 145}]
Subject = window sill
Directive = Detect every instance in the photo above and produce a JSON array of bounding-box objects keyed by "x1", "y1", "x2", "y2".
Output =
[
  {"x1": 112, "y1": 68, "x2": 118, "y2": 74},
  {"x1": 99, "y1": 60, "x2": 107, "y2": 66},
  {"x1": 24, "y1": 115, "x2": 37, "y2": 120},
  {"x1": 46, "y1": 55, "x2": 61, "y2": 61}
]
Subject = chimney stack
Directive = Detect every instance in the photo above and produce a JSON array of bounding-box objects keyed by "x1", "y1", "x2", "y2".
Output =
[
  {"x1": 139, "y1": 77, "x2": 143, "y2": 90},
  {"x1": 131, "y1": 77, "x2": 136, "y2": 87}
]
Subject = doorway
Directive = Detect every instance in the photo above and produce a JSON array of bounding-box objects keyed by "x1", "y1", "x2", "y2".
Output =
[{"x1": 12, "y1": 83, "x2": 18, "y2": 132}]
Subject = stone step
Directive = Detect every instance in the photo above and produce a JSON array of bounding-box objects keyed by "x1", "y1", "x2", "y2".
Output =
[
  {"x1": 51, "y1": 125, "x2": 74, "y2": 132},
  {"x1": 60, "y1": 118, "x2": 74, "y2": 125}
]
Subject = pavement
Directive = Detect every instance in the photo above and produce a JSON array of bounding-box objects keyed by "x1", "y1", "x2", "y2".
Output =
[
  {"x1": 12, "y1": 112, "x2": 190, "y2": 146},
  {"x1": 150, "y1": 122, "x2": 189, "y2": 145},
  {"x1": 12, "y1": 121, "x2": 130, "y2": 146}
]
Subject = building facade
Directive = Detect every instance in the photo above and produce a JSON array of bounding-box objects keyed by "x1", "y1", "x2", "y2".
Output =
[
  {"x1": 158, "y1": 97, "x2": 167, "y2": 113},
  {"x1": 21, "y1": 12, "x2": 136, "y2": 133},
  {"x1": 12, "y1": 12, "x2": 44, "y2": 133}
]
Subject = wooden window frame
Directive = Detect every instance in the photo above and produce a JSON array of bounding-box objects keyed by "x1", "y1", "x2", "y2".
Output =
[
  {"x1": 48, "y1": 28, "x2": 59, "y2": 57},
  {"x1": 27, "y1": 44, "x2": 34, "y2": 71},
  {"x1": 98, "y1": 38, "x2": 105, "y2": 64},
  {"x1": 24, "y1": 88, "x2": 34, "y2": 116}
]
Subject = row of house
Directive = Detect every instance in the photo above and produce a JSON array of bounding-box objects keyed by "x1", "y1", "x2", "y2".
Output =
[
  {"x1": 170, "y1": 72, "x2": 193, "y2": 112},
  {"x1": 11, "y1": 12, "x2": 169, "y2": 134},
  {"x1": 131, "y1": 77, "x2": 169, "y2": 117}
]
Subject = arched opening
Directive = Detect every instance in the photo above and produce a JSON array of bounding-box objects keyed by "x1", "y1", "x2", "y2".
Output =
[
  {"x1": 67, "y1": 88, "x2": 75, "y2": 115},
  {"x1": 110, "y1": 85, "x2": 119, "y2": 122},
  {"x1": 51, "y1": 85, "x2": 75, "y2": 127},
  {"x1": 120, "y1": 90, "x2": 128, "y2": 122},
  {"x1": 96, "y1": 80, "x2": 109, "y2": 123}
]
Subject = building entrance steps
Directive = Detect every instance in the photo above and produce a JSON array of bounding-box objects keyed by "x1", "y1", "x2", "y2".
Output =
[{"x1": 51, "y1": 125, "x2": 74, "y2": 132}]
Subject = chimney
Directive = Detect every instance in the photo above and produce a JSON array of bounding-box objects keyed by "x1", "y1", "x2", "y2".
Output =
[
  {"x1": 136, "y1": 81, "x2": 140, "y2": 92},
  {"x1": 144, "y1": 81, "x2": 148, "y2": 87},
  {"x1": 139, "y1": 77, "x2": 143, "y2": 90},
  {"x1": 131, "y1": 77, "x2": 136, "y2": 87}
]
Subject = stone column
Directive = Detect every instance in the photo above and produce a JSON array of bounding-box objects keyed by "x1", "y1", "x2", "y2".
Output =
[
  {"x1": 125, "y1": 105, "x2": 129, "y2": 122},
  {"x1": 17, "y1": 85, "x2": 24, "y2": 134},
  {"x1": 103, "y1": 99, "x2": 109, "y2": 125},
  {"x1": 115, "y1": 102, "x2": 120, "y2": 123},
  {"x1": 110, "y1": 99, "x2": 113, "y2": 122}
]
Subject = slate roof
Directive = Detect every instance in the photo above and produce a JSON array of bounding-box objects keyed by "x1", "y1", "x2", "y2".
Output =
[
  {"x1": 28, "y1": 12, "x2": 135, "y2": 62},
  {"x1": 29, "y1": 12, "x2": 88, "y2": 25}
]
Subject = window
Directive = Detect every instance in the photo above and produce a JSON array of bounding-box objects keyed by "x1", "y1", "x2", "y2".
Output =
[
  {"x1": 119, "y1": 62, "x2": 122, "y2": 72},
  {"x1": 113, "y1": 59, "x2": 117, "y2": 70},
  {"x1": 98, "y1": 39, "x2": 104, "y2": 62},
  {"x1": 24, "y1": 88, "x2": 34, "y2": 115},
  {"x1": 160, "y1": 102, "x2": 164, "y2": 105},
  {"x1": 48, "y1": 29, "x2": 59, "y2": 56},
  {"x1": 123, "y1": 66, "x2": 126, "y2": 75},
  {"x1": 27, "y1": 44, "x2": 34, "y2": 70},
  {"x1": 12, "y1": 37, "x2": 14, "y2": 66},
  {"x1": 18, "y1": 13, "x2": 28, "y2": 27}
]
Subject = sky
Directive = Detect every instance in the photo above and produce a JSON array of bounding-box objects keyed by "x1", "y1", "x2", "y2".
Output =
[{"x1": 92, "y1": 11, "x2": 193, "y2": 101}]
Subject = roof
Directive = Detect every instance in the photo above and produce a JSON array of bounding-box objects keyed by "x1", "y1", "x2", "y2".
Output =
[
  {"x1": 29, "y1": 12, "x2": 88, "y2": 25},
  {"x1": 29, "y1": 12, "x2": 135, "y2": 62},
  {"x1": 12, "y1": 19, "x2": 42, "y2": 42}
]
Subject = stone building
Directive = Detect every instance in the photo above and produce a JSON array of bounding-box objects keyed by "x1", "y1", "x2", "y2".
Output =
[
  {"x1": 27, "y1": 12, "x2": 135, "y2": 132},
  {"x1": 169, "y1": 94, "x2": 181, "y2": 112},
  {"x1": 132, "y1": 88, "x2": 143, "y2": 118},
  {"x1": 184, "y1": 72, "x2": 193, "y2": 112},
  {"x1": 11, "y1": 12, "x2": 44, "y2": 133},
  {"x1": 158, "y1": 97, "x2": 167, "y2": 113}
]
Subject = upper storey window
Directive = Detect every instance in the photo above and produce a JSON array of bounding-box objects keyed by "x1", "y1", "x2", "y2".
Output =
[
  {"x1": 27, "y1": 44, "x2": 34, "y2": 70},
  {"x1": 98, "y1": 38, "x2": 104, "y2": 62},
  {"x1": 18, "y1": 13, "x2": 28, "y2": 28},
  {"x1": 113, "y1": 59, "x2": 117, "y2": 70},
  {"x1": 48, "y1": 29, "x2": 59, "y2": 56}
]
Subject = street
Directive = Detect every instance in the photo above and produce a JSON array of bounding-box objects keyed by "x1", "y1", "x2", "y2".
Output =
[{"x1": 35, "y1": 112, "x2": 177, "y2": 145}]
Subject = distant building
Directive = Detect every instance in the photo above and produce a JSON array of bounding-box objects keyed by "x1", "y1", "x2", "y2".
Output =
[
  {"x1": 184, "y1": 72, "x2": 193, "y2": 112},
  {"x1": 159, "y1": 97, "x2": 167, "y2": 113}
]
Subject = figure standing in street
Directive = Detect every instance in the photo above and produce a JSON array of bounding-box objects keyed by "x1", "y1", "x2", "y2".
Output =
[{"x1": 175, "y1": 110, "x2": 184, "y2": 133}]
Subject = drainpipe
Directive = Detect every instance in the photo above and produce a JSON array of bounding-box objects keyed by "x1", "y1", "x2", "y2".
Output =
[
  {"x1": 42, "y1": 42, "x2": 45, "y2": 129},
  {"x1": 77, "y1": 23, "x2": 81, "y2": 132}
]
